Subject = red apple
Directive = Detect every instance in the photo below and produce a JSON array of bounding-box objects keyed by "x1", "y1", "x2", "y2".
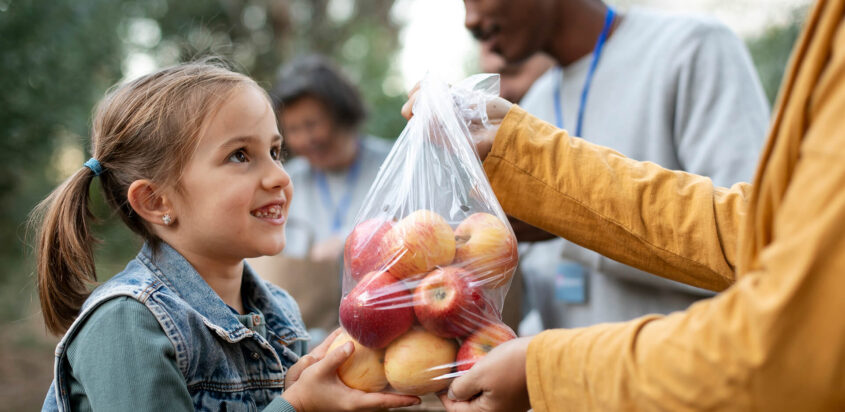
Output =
[
  {"x1": 413, "y1": 266, "x2": 496, "y2": 338},
  {"x1": 453, "y1": 212, "x2": 518, "y2": 289},
  {"x1": 456, "y1": 322, "x2": 517, "y2": 372},
  {"x1": 384, "y1": 328, "x2": 458, "y2": 395},
  {"x1": 381, "y1": 210, "x2": 456, "y2": 279},
  {"x1": 339, "y1": 270, "x2": 415, "y2": 348},
  {"x1": 328, "y1": 331, "x2": 388, "y2": 392},
  {"x1": 344, "y1": 218, "x2": 395, "y2": 282}
]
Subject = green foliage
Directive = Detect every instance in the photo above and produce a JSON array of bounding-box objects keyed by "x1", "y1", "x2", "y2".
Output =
[
  {"x1": 1, "y1": 0, "x2": 403, "y2": 323},
  {"x1": 0, "y1": 0, "x2": 129, "y2": 319},
  {"x1": 140, "y1": 0, "x2": 407, "y2": 140},
  {"x1": 746, "y1": 7, "x2": 808, "y2": 104}
]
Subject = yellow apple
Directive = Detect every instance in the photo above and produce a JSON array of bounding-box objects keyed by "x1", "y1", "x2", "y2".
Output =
[
  {"x1": 382, "y1": 210, "x2": 456, "y2": 279},
  {"x1": 328, "y1": 331, "x2": 388, "y2": 392},
  {"x1": 384, "y1": 328, "x2": 458, "y2": 395},
  {"x1": 453, "y1": 212, "x2": 518, "y2": 288}
]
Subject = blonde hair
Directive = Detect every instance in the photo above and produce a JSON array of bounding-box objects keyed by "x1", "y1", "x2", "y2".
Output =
[{"x1": 31, "y1": 61, "x2": 261, "y2": 335}]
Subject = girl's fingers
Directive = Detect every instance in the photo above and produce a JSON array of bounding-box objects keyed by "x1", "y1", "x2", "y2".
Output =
[
  {"x1": 309, "y1": 328, "x2": 343, "y2": 360},
  {"x1": 315, "y1": 341, "x2": 355, "y2": 375},
  {"x1": 286, "y1": 354, "x2": 317, "y2": 384},
  {"x1": 356, "y1": 393, "x2": 422, "y2": 410}
]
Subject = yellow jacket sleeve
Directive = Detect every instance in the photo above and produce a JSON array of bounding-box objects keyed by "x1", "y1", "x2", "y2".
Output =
[
  {"x1": 521, "y1": 100, "x2": 845, "y2": 410},
  {"x1": 485, "y1": 106, "x2": 745, "y2": 292},
  {"x1": 484, "y1": 1, "x2": 845, "y2": 408}
]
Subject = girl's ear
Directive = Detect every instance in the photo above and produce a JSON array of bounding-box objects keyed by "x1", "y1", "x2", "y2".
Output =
[{"x1": 127, "y1": 179, "x2": 174, "y2": 227}]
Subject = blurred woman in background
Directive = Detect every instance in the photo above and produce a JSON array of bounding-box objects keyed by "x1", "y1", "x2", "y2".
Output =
[{"x1": 271, "y1": 54, "x2": 392, "y2": 262}]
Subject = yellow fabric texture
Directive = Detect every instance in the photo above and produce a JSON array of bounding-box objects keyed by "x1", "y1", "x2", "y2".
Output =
[{"x1": 483, "y1": 0, "x2": 845, "y2": 409}]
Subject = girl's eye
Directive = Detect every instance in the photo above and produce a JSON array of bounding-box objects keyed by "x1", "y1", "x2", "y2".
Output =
[
  {"x1": 228, "y1": 149, "x2": 248, "y2": 163},
  {"x1": 271, "y1": 144, "x2": 288, "y2": 163}
]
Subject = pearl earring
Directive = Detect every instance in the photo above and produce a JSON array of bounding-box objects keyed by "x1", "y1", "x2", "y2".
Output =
[{"x1": 162, "y1": 213, "x2": 172, "y2": 225}]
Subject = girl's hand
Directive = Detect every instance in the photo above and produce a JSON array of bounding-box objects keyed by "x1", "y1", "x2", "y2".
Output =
[
  {"x1": 285, "y1": 328, "x2": 343, "y2": 390},
  {"x1": 401, "y1": 82, "x2": 512, "y2": 162},
  {"x1": 282, "y1": 340, "x2": 421, "y2": 412}
]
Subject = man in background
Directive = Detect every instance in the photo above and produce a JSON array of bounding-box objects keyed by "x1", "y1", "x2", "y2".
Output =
[{"x1": 464, "y1": 0, "x2": 770, "y2": 332}]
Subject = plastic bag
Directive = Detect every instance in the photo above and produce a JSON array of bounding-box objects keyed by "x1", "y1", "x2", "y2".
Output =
[{"x1": 334, "y1": 73, "x2": 518, "y2": 396}]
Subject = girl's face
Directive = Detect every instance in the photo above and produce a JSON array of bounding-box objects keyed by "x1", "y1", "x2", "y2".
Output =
[{"x1": 169, "y1": 85, "x2": 293, "y2": 263}]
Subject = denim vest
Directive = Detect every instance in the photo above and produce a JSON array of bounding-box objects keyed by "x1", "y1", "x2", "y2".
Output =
[{"x1": 42, "y1": 243, "x2": 310, "y2": 411}]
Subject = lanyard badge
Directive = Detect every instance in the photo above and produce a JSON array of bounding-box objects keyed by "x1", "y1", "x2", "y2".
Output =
[
  {"x1": 555, "y1": 261, "x2": 587, "y2": 304},
  {"x1": 314, "y1": 145, "x2": 363, "y2": 234}
]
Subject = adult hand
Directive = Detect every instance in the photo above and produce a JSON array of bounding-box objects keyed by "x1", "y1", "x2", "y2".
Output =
[
  {"x1": 438, "y1": 337, "x2": 532, "y2": 412},
  {"x1": 282, "y1": 340, "x2": 421, "y2": 411},
  {"x1": 401, "y1": 82, "x2": 513, "y2": 162}
]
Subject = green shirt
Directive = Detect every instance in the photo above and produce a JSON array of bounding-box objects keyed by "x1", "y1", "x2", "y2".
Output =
[{"x1": 65, "y1": 297, "x2": 297, "y2": 412}]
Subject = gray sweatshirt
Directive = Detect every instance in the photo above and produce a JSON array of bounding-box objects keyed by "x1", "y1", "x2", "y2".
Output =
[{"x1": 517, "y1": 7, "x2": 770, "y2": 329}]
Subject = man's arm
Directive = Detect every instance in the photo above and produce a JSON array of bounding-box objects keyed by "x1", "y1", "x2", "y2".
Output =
[
  {"x1": 554, "y1": 19, "x2": 771, "y2": 294},
  {"x1": 485, "y1": 106, "x2": 746, "y2": 291},
  {"x1": 525, "y1": 110, "x2": 845, "y2": 411}
]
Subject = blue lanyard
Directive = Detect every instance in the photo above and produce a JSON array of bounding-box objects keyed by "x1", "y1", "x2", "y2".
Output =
[
  {"x1": 553, "y1": 7, "x2": 615, "y2": 136},
  {"x1": 314, "y1": 145, "x2": 362, "y2": 234}
]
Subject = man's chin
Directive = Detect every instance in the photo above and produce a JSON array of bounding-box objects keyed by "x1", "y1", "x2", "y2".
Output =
[{"x1": 502, "y1": 49, "x2": 538, "y2": 67}]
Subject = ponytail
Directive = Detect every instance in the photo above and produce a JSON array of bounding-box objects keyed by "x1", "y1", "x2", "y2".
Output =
[{"x1": 31, "y1": 167, "x2": 99, "y2": 335}]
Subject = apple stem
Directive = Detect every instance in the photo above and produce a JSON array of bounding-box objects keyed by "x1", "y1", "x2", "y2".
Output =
[{"x1": 455, "y1": 234, "x2": 471, "y2": 247}]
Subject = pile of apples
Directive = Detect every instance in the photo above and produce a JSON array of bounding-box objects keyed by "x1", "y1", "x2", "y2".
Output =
[{"x1": 334, "y1": 209, "x2": 519, "y2": 395}]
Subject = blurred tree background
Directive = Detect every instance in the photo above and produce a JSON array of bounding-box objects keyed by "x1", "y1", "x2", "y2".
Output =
[
  {"x1": 0, "y1": 0, "x2": 809, "y2": 409},
  {"x1": 747, "y1": 7, "x2": 808, "y2": 103},
  {"x1": 1, "y1": 0, "x2": 404, "y2": 317}
]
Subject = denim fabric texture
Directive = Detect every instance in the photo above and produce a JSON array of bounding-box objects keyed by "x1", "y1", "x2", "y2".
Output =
[{"x1": 42, "y1": 242, "x2": 309, "y2": 411}]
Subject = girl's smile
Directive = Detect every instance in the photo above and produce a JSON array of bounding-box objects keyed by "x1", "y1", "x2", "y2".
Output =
[{"x1": 251, "y1": 200, "x2": 287, "y2": 224}]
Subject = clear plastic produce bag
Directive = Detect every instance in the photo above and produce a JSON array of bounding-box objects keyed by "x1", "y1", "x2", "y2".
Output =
[{"x1": 334, "y1": 73, "x2": 518, "y2": 396}]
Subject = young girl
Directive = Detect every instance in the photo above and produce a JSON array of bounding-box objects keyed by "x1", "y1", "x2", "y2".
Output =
[{"x1": 34, "y1": 61, "x2": 421, "y2": 412}]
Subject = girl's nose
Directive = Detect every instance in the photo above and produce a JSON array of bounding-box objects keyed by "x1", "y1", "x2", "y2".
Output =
[{"x1": 263, "y1": 159, "x2": 291, "y2": 191}]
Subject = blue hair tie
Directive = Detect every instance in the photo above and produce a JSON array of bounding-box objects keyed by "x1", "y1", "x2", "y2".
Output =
[{"x1": 84, "y1": 157, "x2": 104, "y2": 176}]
